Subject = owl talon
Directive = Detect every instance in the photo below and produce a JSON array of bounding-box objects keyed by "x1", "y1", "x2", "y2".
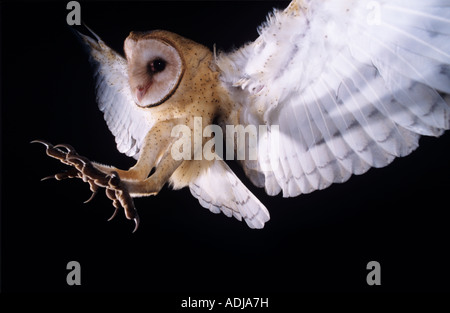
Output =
[
  {"x1": 31, "y1": 139, "x2": 52, "y2": 146},
  {"x1": 132, "y1": 216, "x2": 140, "y2": 233},
  {"x1": 32, "y1": 140, "x2": 67, "y2": 163},
  {"x1": 54, "y1": 143, "x2": 76, "y2": 153},
  {"x1": 107, "y1": 206, "x2": 120, "y2": 221},
  {"x1": 84, "y1": 189, "x2": 98, "y2": 204},
  {"x1": 41, "y1": 175, "x2": 56, "y2": 181},
  {"x1": 41, "y1": 168, "x2": 81, "y2": 182},
  {"x1": 34, "y1": 139, "x2": 140, "y2": 233}
]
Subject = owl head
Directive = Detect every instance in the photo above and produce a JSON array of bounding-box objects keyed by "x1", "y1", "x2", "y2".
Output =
[{"x1": 123, "y1": 30, "x2": 221, "y2": 111}]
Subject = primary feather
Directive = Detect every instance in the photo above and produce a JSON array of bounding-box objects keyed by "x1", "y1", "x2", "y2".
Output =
[{"x1": 216, "y1": 0, "x2": 450, "y2": 198}]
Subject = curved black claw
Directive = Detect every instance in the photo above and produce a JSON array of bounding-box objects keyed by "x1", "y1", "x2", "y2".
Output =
[
  {"x1": 107, "y1": 206, "x2": 120, "y2": 222},
  {"x1": 132, "y1": 216, "x2": 140, "y2": 233},
  {"x1": 83, "y1": 181, "x2": 98, "y2": 204},
  {"x1": 54, "y1": 143, "x2": 76, "y2": 153},
  {"x1": 31, "y1": 139, "x2": 53, "y2": 148},
  {"x1": 41, "y1": 175, "x2": 56, "y2": 181},
  {"x1": 84, "y1": 190, "x2": 98, "y2": 204},
  {"x1": 67, "y1": 155, "x2": 90, "y2": 166},
  {"x1": 41, "y1": 167, "x2": 80, "y2": 182},
  {"x1": 32, "y1": 140, "x2": 68, "y2": 162}
]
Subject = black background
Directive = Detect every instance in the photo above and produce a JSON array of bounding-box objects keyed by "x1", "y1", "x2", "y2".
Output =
[{"x1": 1, "y1": 0, "x2": 450, "y2": 295}]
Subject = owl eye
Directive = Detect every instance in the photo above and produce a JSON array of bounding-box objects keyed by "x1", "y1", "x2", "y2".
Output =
[{"x1": 148, "y1": 58, "x2": 167, "y2": 74}]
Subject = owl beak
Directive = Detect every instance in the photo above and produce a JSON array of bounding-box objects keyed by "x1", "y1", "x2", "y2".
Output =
[{"x1": 136, "y1": 83, "x2": 151, "y2": 103}]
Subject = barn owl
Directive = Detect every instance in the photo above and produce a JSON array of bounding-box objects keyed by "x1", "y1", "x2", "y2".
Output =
[{"x1": 34, "y1": 0, "x2": 450, "y2": 232}]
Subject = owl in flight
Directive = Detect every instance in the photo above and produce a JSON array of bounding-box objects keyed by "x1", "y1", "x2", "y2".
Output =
[{"x1": 35, "y1": 0, "x2": 450, "y2": 231}]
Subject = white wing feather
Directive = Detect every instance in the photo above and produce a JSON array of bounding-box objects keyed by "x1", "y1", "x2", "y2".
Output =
[
  {"x1": 78, "y1": 29, "x2": 154, "y2": 159},
  {"x1": 217, "y1": 0, "x2": 450, "y2": 197},
  {"x1": 189, "y1": 159, "x2": 270, "y2": 229}
]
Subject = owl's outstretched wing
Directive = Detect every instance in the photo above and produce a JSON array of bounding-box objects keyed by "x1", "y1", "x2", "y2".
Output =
[
  {"x1": 189, "y1": 159, "x2": 270, "y2": 229},
  {"x1": 217, "y1": 0, "x2": 450, "y2": 197},
  {"x1": 77, "y1": 28, "x2": 154, "y2": 159}
]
